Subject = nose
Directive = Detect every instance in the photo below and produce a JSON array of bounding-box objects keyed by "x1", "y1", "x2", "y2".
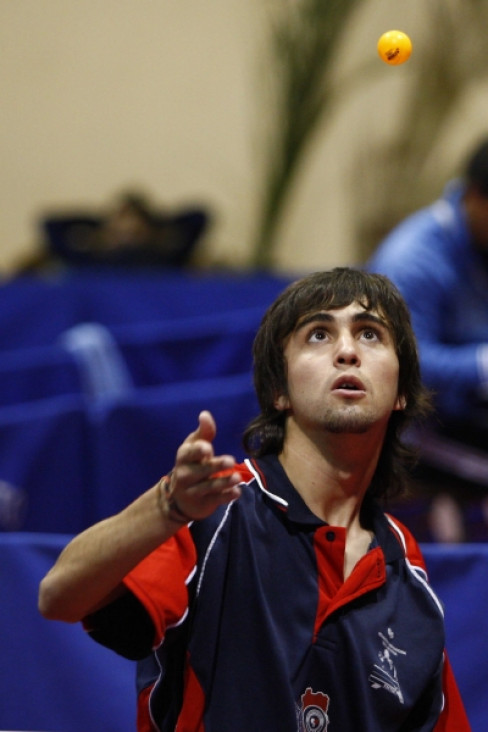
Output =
[{"x1": 334, "y1": 333, "x2": 360, "y2": 366}]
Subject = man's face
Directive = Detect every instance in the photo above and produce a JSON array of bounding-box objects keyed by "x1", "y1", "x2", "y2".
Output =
[{"x1": 275, "y1": 302, "x2": 404, "y2": 436}]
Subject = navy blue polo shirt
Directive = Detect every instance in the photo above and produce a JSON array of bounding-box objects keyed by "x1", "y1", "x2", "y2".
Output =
[{"x1": 87, "y1": 454, "x2": 455, "y2": 731}]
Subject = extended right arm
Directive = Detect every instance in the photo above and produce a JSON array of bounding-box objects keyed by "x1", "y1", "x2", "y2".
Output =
[{"x1": 38, "y1": 410, "x2": 242, "y2": 623}]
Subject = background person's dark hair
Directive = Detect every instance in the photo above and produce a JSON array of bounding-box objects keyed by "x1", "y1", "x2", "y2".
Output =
[
  {"x1": 465, "y1": 138, "x2": 488, "y2": 197},
  {"x1": 242, "y1": 267, "x2": 432, "y2": 501}
]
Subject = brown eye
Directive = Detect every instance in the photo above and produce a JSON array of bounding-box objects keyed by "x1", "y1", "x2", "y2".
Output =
[
  {"x1": 361, "y1": 328, "x2": 380, "y2": 341},
  {"x1": 309, "y1": 328, "x2": 327, "y2": 342}
]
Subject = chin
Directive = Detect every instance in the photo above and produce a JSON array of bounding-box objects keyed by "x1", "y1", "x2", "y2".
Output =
[{"x1": 322, "y1": 408, "x2": 373, "y2": 434}]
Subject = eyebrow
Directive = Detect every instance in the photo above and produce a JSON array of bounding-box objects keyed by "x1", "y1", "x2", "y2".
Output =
[{"x1": 294, "y1": 310, "x2": 389, "y2": 332}]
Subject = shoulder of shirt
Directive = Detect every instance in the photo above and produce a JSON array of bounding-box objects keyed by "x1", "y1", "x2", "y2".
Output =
[{"x1": 385, "y1": 512, "x2": 427, "y2": 571}]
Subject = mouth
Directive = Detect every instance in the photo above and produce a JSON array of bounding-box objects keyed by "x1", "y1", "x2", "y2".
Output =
[{"x1": 331, "y1": 376, "x2": 366, "y2": 394}]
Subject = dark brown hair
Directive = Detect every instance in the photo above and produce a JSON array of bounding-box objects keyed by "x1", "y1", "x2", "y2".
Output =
[
  {"x1": 465, "y1": 137, "x2": 488, "y2": 196},
  {"x1": 242, "y1": 267, "x2": 432, "y2": 500}
]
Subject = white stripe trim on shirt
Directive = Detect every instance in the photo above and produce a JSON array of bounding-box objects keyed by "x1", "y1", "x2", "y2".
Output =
[
  {"x1": 387, "y1": 515, "x2": 444, "y2": 617},
  {"x1": 244, "y1": 458, "x2": 289, "y2": 508}
]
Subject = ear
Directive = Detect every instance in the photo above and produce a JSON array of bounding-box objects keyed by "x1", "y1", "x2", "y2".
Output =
[
  {"x1": 393, "y1": 394, "x2": 407, "y2": 411},
  {"x1": 274, "y1": 393, "x2": 290, "y2": 411}
]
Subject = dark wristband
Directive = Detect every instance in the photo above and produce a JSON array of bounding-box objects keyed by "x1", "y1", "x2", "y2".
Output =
[{"x1": 158, "y1": 473, "x2": 195, "y2": 525}]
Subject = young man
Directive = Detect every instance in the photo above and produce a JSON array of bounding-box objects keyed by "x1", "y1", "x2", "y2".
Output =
[{"x1": 39, "y1": 268, "x2": 470, "y2": 731}]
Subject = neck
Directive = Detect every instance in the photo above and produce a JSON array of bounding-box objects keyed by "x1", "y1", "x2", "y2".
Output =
[{"x1": 278, "y1": 424, "x2": 384, "y2": 528}]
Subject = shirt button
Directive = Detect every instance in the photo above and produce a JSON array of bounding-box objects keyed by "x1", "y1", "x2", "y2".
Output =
[{"x1": 326, "y1": 530, "x2": 335, "y2": 542}]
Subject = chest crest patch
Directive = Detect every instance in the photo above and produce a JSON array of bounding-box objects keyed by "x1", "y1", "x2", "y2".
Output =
[{"x1": 297, "y1": 687, "x2": 330, "y2": 731}]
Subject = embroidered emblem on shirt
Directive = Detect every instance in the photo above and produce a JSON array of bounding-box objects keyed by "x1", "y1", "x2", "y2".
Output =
[
  {"x1": 297, "y1": 687, "x2": 330, "y2": 731},
  {"x1": 368, "y1": 627, "x2": 407, "y2": 704}
]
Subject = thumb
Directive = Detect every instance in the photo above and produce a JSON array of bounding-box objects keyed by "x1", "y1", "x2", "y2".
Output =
[{"x1": 194, "y1": 410, "x2": 217, "y2": 443}]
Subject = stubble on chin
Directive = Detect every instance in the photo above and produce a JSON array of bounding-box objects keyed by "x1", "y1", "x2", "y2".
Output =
[{"x1": 320, "y1": 405, "x2": 374, "y2": 434}]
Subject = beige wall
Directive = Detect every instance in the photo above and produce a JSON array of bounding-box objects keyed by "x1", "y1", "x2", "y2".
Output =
[
  {"x1": 2, "y1": 1, "x2": 488, "y2": 276},
  {"x1": 1, "y1": 1, "x2": 263, "y2": 273}
]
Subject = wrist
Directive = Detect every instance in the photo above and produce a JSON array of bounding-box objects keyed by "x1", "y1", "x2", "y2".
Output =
[{"x1": 157, "y1": 473, "x2": 195, "y2": 526}]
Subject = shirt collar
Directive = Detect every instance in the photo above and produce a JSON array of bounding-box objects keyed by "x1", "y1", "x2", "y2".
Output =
[{"x1": 249, "y1": 454, "x2": 405, "y2": 563}]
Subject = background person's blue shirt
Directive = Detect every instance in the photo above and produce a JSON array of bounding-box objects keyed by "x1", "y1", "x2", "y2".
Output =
[{"x1": 367, "y1": 181, "x2": 488, "y2": 421}]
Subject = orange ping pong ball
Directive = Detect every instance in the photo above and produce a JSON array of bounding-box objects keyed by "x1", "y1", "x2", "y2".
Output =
[{"x1": 377, "y1": 30, "x2": 412, "y2": 65}]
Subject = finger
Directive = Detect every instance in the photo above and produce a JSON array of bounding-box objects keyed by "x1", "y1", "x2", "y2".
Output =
[
  {"x1": 176, "y1": 438, "x2": 216, "y2": 467},
  {"x1": 179, "y1": 472, "x2": 243, "y2": 518},
  {"x1": 214, "y1": 480, "x2": 242, "y2": 505},
  {"x1": 174, "y1": 455, "x2": 238, "y2": 488},
  {"x1": 198, "y1": 410, "x2": 217, "y2": 441},
  {"x1": 186, "y1": 411, "x2": 216, "y2": 445},
  {"x1": 205, "y1": 471, "x2": 243, "y2": 494}
]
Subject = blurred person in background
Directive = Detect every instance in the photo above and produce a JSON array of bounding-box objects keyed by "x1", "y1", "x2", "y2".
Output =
[
  {"x1": 367, "y1": 136, "x2": 488, "y2": 542},
  {"x1": 14, "y1": 190, "x2": 210, "y2": 275}
]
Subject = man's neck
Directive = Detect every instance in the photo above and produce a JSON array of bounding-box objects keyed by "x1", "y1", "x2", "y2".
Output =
[{"x1": 278, "y1": 425, "x2": 384, "y2": 528}]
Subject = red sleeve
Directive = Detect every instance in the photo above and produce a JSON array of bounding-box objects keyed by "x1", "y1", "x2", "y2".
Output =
[
  {"x1": 137, "y1": 683, "x2": 158, "y2": 732},
  {"x1": 123, "y1": 525, "x2": 197, "y2": 648},
  {"x1": 434, "y1": 652, "x2": 471, "y2": 731}
]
